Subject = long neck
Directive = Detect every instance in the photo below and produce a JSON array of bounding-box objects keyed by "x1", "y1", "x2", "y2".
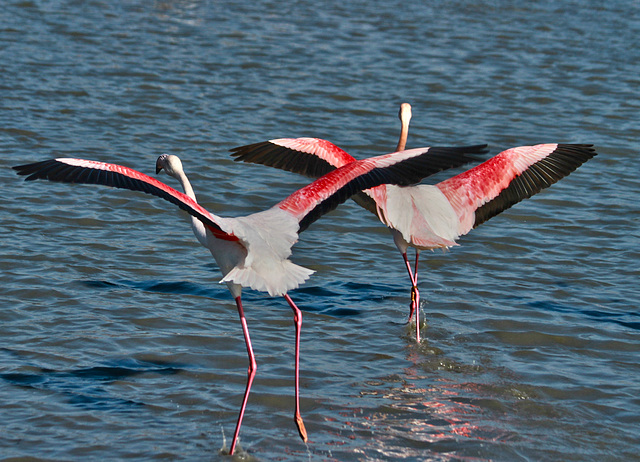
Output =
[
  {"x1": 395, "y1": 122, "x2": 409, "y2": 151},
  {"x1": 174, "y1": 168, "x2": 208, "y2": 247},
  {"x1": 395, "y1": 104, "x2": 412, "y2": 151},
  {"x1": 175, "y1": 168, "x2": 197, "y2": 201}
]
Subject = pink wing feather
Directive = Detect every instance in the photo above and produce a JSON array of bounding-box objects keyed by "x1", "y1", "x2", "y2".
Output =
[
  {"x1": 437, "y1": 144, "x2": 594, "y2": 235},
  {"x1": 269, "y1": 138, "x2": 356, "y2": 167},
  {"x1": 13, "y1": 158, "x2": 238, "y2": 241}
]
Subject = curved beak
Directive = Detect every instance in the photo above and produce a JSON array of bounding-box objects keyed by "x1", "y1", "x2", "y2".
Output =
[{"x1": 155, "y1": 159, "x2": 164, "y2": 175}]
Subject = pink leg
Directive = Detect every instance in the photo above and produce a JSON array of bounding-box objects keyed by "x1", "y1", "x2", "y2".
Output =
[
  {"x1": 402, "y1": 252, "x2": 422, "y2": 343},
  {"x1": 413, "y1": 252, "x2": 421, "y2": 343},
  {"x1": 229, "y1": 296, "x2": 257, "y2": 455},
  {"x1": 402, "y1": 252, "x2": 418, "y2": 322},
  {"x1": 284, "y1": 294, "x2": 308, "y2": 442}
]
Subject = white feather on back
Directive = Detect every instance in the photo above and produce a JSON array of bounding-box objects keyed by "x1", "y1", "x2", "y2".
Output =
[
  {"x1": 220, "y1": 208, "x2": 314, "y2": 296},
  {"x1": 372, "y1": 185, "x2": 460, "y2": 250}
]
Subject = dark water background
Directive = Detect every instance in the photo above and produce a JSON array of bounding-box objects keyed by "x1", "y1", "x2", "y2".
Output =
[{"x1": 1, "y1": 1, "x2": 639, "y2": 460}]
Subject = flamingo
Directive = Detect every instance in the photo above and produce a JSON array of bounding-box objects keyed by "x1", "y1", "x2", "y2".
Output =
[
  {"x1": 13, "y1": 145, "x2": 481, "y2": 455},
  {"x1": 230, "y1": 129, "x2": 597, "y2": 343}
]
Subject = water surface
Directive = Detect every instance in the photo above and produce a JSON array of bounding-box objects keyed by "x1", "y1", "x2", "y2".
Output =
[{"x1": 1, "y1": 1, "x2": 639, "y2": 460}]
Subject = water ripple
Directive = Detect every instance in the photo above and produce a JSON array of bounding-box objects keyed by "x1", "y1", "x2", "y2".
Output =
[{"x1": 2, "y1": 0, "x2": 639, "y2": 460}]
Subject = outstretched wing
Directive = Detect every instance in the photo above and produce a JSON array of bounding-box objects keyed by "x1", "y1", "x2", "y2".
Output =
[
  {"x1": 232, "y1": 139, "x2": 488, "y2": 217},
  {"x1": 230, "y1": 137, "x2": 356, "y2": 178},
  {"x1": 13, "y1": 158, "x2": 237, "y2": 241},
  {"x1": 277, "y1": 145, "x2": 488, "y2": 232},
  {"x1": 437, "y1": 144, "x2": 597, "y2": 236}
]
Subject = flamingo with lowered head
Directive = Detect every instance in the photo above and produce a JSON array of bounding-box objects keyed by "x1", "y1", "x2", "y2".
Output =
[
  {"x1": 230, "y1": 108, "x2": 597, "y2": 343},
  {"x1": 14, "y1": 144, "x2": 483, "y2": 454}
]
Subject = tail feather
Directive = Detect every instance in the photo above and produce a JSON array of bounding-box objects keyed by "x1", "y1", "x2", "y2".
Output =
[{"x1": 221, "y1": 261, "x2": 314, "y2": 297}]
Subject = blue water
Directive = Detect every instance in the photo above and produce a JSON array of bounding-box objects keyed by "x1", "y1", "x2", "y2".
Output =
[{"x1": 1, "y1": 1, "x2": 639, "y2": 460}]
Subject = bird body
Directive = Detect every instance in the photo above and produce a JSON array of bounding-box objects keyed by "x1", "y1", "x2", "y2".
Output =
[
  {"x1": 369, "y1": 183, "x2": 461, "y2": 250},
  {"x1": 218, "y1": 207, "x2": 310, "y2": 297},
  {"x1": 14, "y1": 144, "x2": 479, "y2": 455}
]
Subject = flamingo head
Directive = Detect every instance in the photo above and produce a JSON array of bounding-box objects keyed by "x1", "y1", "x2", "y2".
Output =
[
  {"x1": 156, "y1": 154, "x2": 184, "y2": 178},
  {"x1": 399, "y1": 102, "x2": 412, "y2": 124},
  {"x1": 395, "y1": 103, "x2": 412, "y2": 151}
]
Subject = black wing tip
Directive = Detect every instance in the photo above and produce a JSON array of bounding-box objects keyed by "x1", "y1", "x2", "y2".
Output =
[
  {"x1": 555, "y1": 143, "x2": 597, "y2": 157},
  {"x1": 229, "y1": 141, "x2": 262, "y2": 153},
  {"x1": 14, "y1": 161, "x2": 41, "y2": 174},
  {"x1": 428, "y1": 144, "x2": 490, "y2": 162},
  {"x1": 13, "y1": 165, "x2": 28, "y2": 175},
  {"x1": 438, "y1": 144, "x2": 489, "y2": 152},
  {"x1": 229, "y1": 141, "x2": 271, "y2": 157},
  {"x1": 13, "y1": 159, "x2": 57, "y2": 180},
  {"x1": 542, "y1": 144, "x2": 598, "y2": 171},
  {"x1": 462, "y1": 144, "x2": 490, "y2": 154}
]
